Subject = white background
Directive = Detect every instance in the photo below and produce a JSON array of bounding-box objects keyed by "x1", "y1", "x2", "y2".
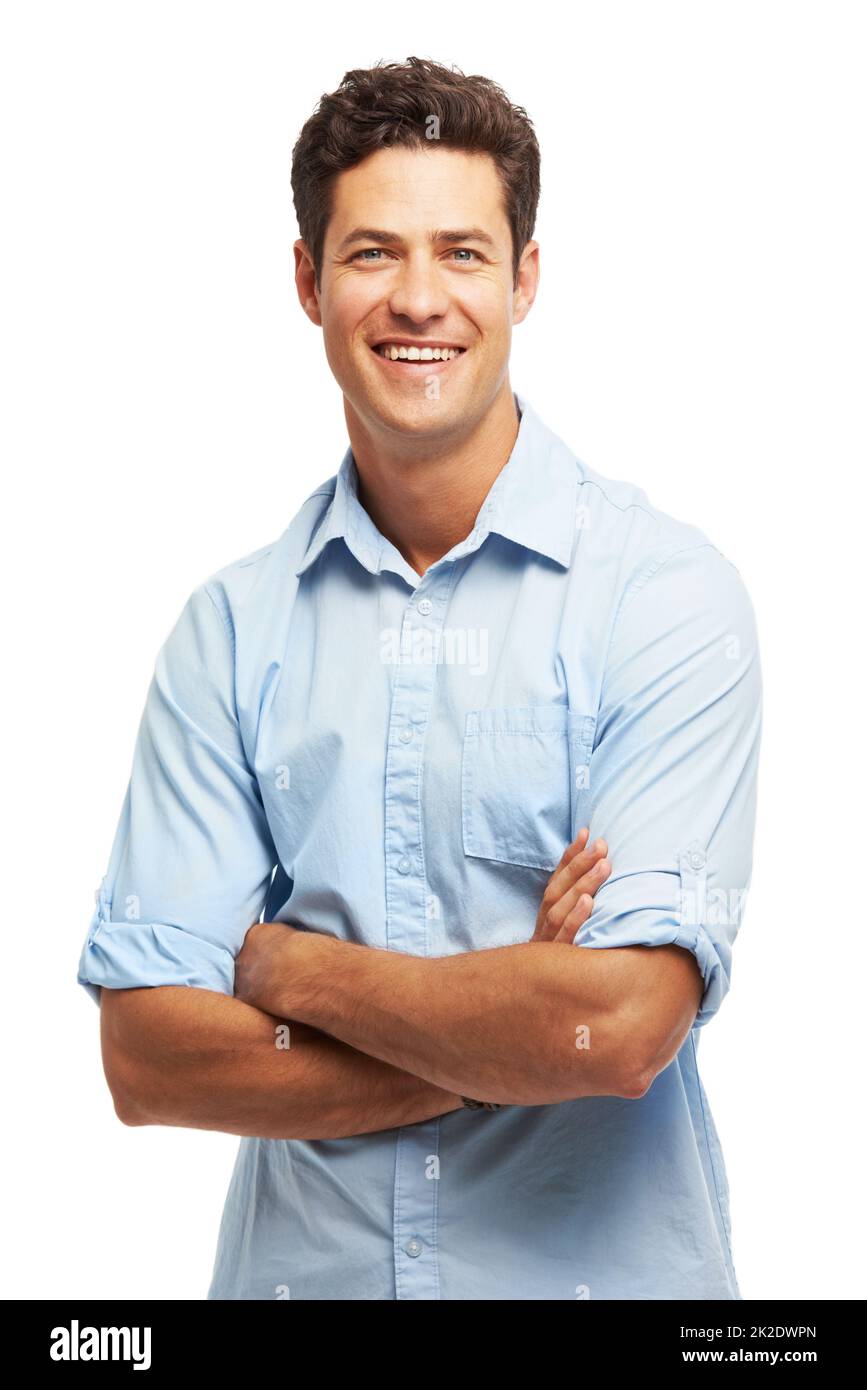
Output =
[{"x1": 2, "y1": 0, "x2": 864, "y2": 1300}]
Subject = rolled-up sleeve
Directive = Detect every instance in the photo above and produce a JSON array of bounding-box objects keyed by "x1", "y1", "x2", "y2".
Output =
[
  {"x1": 576, "y1": 542, "x2": 762, "y2": 1027},
  {"x1": 77, "y1": 582, "x2": 277, "y2": 1006}
]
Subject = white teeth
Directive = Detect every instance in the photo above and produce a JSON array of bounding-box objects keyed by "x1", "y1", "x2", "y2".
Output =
[{"x1": 376, "y1": 344, "x2": 464, "y2": 361}]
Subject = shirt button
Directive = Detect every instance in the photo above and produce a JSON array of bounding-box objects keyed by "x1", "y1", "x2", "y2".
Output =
[
  {"x1": 397, "y1": 856, "x2": 412, "y2": 875},
  {"x1": 688, "y1": 849, "x2": 706, "y2": 870},
  {"x1": 417, "y1": 598, "x2": 433, "y2": 616},
  {"x1": 398, "y1": 727, "x2": 413, "y2": 743},
  {"x1": 405, "y1": 1238, "x2": 423, "y2": 1258}
]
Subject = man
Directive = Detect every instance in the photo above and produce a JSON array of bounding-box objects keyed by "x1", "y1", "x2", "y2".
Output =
[{"x1": 78, "y1": 57, "x2": 762, "y2": 1300}]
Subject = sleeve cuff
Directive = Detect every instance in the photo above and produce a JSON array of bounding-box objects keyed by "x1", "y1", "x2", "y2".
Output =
[
  {"x1": 670, "y1": 920, "x2": 728, "y2": 1027},
  {"x1": 77, "y1": 890, "x2": 236, "y2": 1006},
  {"x1": 574, "y1": 845, "x2": 731, "y2": 1028}
]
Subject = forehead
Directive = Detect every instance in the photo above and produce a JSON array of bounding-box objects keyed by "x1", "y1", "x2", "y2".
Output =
[{"x1": 326, "y1": 146, "x2": 510, "y2": 243}]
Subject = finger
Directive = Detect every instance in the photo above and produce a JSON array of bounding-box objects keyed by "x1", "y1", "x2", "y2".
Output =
[
  {"x1": 553, "y1": 893, "x2": 594, "y2": 944},
  {"x1": 535, "y1": 856, "x2": 611, "y2": 942},
  {"x1": 561, "y1": 853, "x2": 612, "y2": 913},
  {"x1": 530, "y1": 828, "x2": 588, "y2": 941},
  {"x1": 549, "y1": 826, "x2": 590, "y2": 878},
  {"x1": 532, "y1": 831, "x2": 600, "y2": 941},
  {"x1": 549, "y1": 835, "x2": 608, "y2": 902},
  {"x1": 532, "y1": 837, "x2": 609, "y2": 941}
]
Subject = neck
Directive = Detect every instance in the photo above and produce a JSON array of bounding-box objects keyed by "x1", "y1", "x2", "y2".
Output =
[{"x1": 344, "y1": 384, "x2": 521, "y2": 577}]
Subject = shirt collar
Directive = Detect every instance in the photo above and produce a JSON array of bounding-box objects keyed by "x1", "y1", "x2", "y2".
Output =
[{"x1": 295, "y1": 391, "x2": 579, "y2": 578}]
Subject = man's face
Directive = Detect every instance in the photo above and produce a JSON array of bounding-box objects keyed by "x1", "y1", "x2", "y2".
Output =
[{"x1": 298, "y1": 145, "x2": 536, "y2": 440}]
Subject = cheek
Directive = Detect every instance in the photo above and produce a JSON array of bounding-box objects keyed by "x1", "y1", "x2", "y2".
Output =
[
  {"x1": 324, "y1": 281, "x2": 378, "y2": 337},
  {"x1": 458, "y1": 286, "x2": 512, "y2": 340}
]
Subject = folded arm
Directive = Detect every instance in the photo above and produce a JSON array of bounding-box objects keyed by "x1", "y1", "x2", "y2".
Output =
[
  {"x1": 100, "y1": 983, "x2": 464, "y2": 1139},
  {"x1": 235, "y1": 926, "x2": 703, "y2": 1105},
  {"x1": 101, "y1": 831, "x2": 620, "y2": 1131}
]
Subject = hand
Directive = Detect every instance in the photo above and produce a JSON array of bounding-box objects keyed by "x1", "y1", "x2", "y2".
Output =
[
  {"x1": 530, "y1": 827, "x2": 611, "y2": 944},
  {"x1": 234, "y1": 920, "x2": 306, "y2": 1016}
]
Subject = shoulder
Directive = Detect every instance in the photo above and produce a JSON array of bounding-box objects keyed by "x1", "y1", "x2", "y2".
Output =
[
  {"x1": 576, "y1": 458, "x2": 708, "y2": 562},
  {"x1": 572, "y1": 457, "x2": 756, "y2": 629},
  {"x1": 189, "y1": 478, "x2": 338, "y2": 638}
]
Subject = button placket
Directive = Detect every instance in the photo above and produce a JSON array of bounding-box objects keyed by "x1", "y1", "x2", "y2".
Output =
[{"x1": 386, "y1": 571, "x2": 453, "y2": 1301}]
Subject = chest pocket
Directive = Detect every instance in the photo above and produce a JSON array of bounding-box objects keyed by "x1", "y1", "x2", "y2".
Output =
[{"x1": 461, "y1": 705, "x2": 596, "y2": 872}]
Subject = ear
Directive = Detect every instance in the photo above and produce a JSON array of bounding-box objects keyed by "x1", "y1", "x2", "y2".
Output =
[
  {"x1": 294, "y1": 240, "x2": 322, "y2": 327},
  {"x1": 513, "y1": 240, "x2": 540, "y2": 325}
]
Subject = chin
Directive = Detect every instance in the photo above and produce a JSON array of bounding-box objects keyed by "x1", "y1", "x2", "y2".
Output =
[
  {"x1": 373, "y1": 393, "x2": 465, "y2": 435},
  {"x1": 349, "y1": 371, "x2": 456, "y2": 421}
]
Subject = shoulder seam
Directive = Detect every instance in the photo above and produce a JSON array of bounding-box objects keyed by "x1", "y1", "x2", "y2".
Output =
[
  {"x1": 203, "y1": 581, "x2": 236, "y2": 658},
  {"x1": 607, "y1": 541, "x2": 721, "y2": 661},
  {"x1": 577, "y1": 474, "x2": 666, "y2": 525},
  {"x1": 629, "y1": 539, "x2": 720, "y2": 604}
]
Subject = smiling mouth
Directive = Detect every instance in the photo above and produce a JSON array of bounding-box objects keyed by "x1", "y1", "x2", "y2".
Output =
[{"x1": 371, "y1": 343, "x2": 468, "y2": 367}]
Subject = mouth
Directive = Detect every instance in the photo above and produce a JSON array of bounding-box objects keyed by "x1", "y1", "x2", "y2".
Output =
[{"x1": 369, "y1": 342, "x2": 468, "y2": 374}]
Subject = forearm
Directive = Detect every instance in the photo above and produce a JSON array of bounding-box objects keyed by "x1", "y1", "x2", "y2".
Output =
[
  {"x1": 279, "y1": 935, "x2": 643, "y2": 1105},
  {"x1": 99, "y1": 984, "x2": 464, "y2": 1140}
]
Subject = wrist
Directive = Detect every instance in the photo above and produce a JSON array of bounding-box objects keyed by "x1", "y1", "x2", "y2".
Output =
[
  {"x1": 277, "y1": 929, "x2": 339, "y2": 1024},
  {"x1": 288, "y1": 935, "x2": 432, "y2": 1043}
]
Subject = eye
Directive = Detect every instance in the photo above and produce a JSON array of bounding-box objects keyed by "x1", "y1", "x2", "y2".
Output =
[{"x1": 350, "y1": 247, "x2": 483, "y2": 265}]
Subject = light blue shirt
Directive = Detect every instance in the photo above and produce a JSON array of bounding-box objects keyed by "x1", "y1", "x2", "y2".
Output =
[{"x1": 78, "y1": 392, "x2": 762, "y2": 1300}]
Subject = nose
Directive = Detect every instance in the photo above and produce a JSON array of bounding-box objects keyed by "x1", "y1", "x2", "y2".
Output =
[{"x1": 387, "y1": 253, "x2": 451, "y2": 325}]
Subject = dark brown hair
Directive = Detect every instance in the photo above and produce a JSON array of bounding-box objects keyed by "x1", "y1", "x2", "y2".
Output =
[{"x1": 291, "y1": 56, "x2": 541, "y2": 289}]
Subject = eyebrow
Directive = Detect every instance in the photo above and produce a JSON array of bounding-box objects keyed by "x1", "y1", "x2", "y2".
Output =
[{"x1": 335, "y1": 226, "x2": 497, "y2": 254}]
